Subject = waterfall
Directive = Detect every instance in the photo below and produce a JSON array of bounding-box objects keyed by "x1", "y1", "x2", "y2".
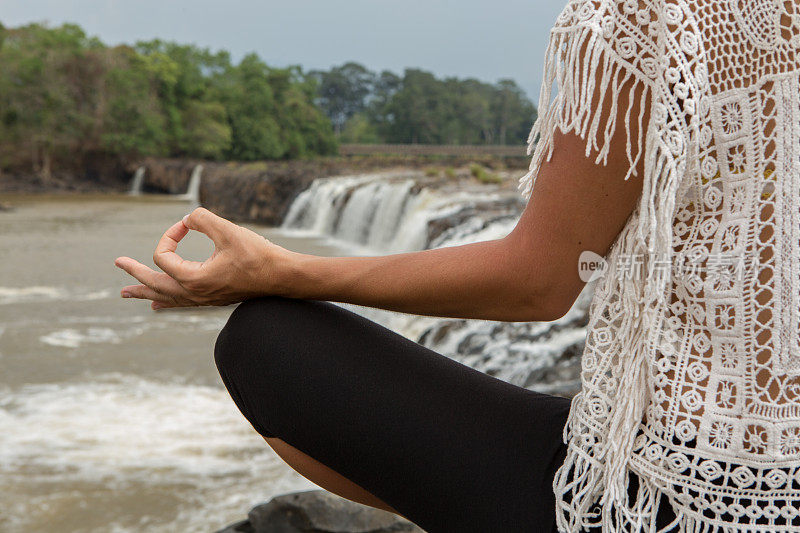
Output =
[
  {"x1": 177, "y1": 164, "x2": 203, "y2": 204},
  {"x1": 282, "y1": 175, "x2": 414, "y2": 249},
  {"x1": 281, "y1": 173, "x2": 521, "y2": 252},
  {"x1": 279, "y1": 171, "x2": 590, "y2": 397},
  {"x1": 128, "y1": 167, "x2": 145, "y2": 195}
]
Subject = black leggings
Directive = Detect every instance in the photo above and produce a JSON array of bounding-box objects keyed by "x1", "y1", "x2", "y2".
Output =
[{"x1": 213, "y1": 296, "x2": 572, "y2": 532}]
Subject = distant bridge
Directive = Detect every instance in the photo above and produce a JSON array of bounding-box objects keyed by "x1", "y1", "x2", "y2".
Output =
[{"x1": 338, "y1": 144, "x2": 529, "y2": 157}]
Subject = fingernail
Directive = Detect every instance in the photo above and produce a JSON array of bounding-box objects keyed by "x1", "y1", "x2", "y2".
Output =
[
  {"x1": 153, "y1": 304, "x2": 163, "y2": 310},
  {"x1": 121, "y1": 291, "x2": 131, "y2": 298},
  {"x1": 182, "y1": 214, "x2": 190, "y2": 226}
]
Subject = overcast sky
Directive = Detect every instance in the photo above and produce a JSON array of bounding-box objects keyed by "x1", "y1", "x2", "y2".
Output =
[{"x1": 2, "y1": 0, "x2": 567, "y2": 103}]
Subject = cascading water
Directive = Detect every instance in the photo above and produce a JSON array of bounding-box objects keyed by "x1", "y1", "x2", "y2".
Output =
[
  {"x1": 282, "y1": 174, "x2": 420, "y2": 252},
  {"x1": 178, "y1": 164, "x2": 203, "y2": 204},
  {"x1": 128, "y1": 166, "x2": 145, "y2": 195},
  {"x1": 280, "y1": 171, "x2": 589, "y2": 397}
]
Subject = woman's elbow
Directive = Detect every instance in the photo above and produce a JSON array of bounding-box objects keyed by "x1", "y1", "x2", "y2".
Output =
[
  {"x1": 513, "y1": 259, "x2": 585, "y2": 322},
  {"x1": 516, "y1": 286, "x2": 579, "y2": 322},
  {"x1": 495, "y1": 234, "x2": 585, "y2": 322}
]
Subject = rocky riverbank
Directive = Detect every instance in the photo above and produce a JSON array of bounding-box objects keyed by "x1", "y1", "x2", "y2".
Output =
[
  {"x1": 0, "y1": 154, "x2": 527, "y2": 227},
  {"x1": 137, "y1": 157, "x2": 525, "y2": 226}
]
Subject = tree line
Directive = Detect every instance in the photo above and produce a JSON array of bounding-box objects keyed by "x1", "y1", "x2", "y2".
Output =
[
  {"x1": 0, "y1": 22, "x2": 537, "y2": 178},
  {"x1": 308, "y1": 62, "x2": 536, "y2": 146}
]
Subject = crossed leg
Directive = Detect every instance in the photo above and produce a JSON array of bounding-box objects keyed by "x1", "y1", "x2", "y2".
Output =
[{"x1": 213, "y1": 295, "x2": 571, "y2": 533}]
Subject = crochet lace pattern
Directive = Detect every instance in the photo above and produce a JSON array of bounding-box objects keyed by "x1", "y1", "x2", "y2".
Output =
[{"x1": 518, "y1": 1, "x2": 800, "y2": 531}]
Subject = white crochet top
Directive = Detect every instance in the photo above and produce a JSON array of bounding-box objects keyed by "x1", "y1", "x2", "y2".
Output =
[{"x1": 518, "y1": 1, "x2": 800, "y2": 531}]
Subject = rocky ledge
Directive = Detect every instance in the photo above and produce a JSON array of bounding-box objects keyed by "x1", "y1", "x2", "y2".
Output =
[
  {"x1": 137, "y1": 157, "x2": 524, "y2": 226},
  {"x1": 216, "y1": 490, "x2": 424, "y2": 533}
]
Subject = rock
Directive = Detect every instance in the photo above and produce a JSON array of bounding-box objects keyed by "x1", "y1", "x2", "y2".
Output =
[
  {"x1": 139, "y1": 157, "x2": 201, "y2": 194},
  {"x1": 425, "y1": 195, "x2": 525, "y2": 248},
  {"x1": 134, "y1": 156, "x2": 529, "y2": 227},
  {"x1": 216, "y1": 490, "x2": 424, "y2": 533},
  {"x1": 216, "y1": 519, "x2": 255, "y2": 532}
]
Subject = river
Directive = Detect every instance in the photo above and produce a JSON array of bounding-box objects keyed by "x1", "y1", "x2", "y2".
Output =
[
  {"x1": 0, "y1": 174, "x2": 588, "y2": 532},
  {"x1": 0, "y1": 194, "x2": 362, "y2": 532}
]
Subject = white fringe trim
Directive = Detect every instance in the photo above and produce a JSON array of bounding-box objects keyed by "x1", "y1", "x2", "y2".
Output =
[
  {"x1": 517, "y1": 13, "x2": 692, "y2": 533},
  {"x1": 518, "y1": 24, "x2": 652, "y2": 202}
]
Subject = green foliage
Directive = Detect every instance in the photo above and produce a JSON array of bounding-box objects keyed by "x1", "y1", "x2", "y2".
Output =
[
  {"x1": 308, "y1": 62, "x2": 374, "y2": 135},
  {"x1": 0, "y1": 20, "x2": 535, "y2": 177},
  {"x1": 101, "y1": 48, "x2": 169, "y2": 157},
  {"x1": 179, "y1": 100, "x2": 231, "y2": 159},
  {"x1": 0, "y1": 22, "x2": 337, "y2": 174},
  {"x1": 311, "y1": 62, "x2": 537, "y2": 146},
  {"x1": 340, "y1": 112, "x2": 381, "y2": 144},
  {"x1": 469, "y1": 163, "x2": 503, "y2": 184},
  {"x1": 444, "y1": 167, "x2": 456, "y2": 179}
]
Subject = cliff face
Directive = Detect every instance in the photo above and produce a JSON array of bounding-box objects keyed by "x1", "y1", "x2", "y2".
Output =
[
  {"x1": 137, "y1": 158, "x2": 202, "y2": 195},
  {"x1": 0, "y1": 154, "x2": 527, "y2": 227},
  {"x1": 138, "y1": 158, "x2": 403, "y2": 225},
  {"x1": 136, "y1": 157, "x2": 524, "y2": 226},
  {"x1": 0, "y1": 151, "x2": 132, "y2": 193},
  {"x1": 199, "y1": 161, "x2": 325, "y2": 225}
]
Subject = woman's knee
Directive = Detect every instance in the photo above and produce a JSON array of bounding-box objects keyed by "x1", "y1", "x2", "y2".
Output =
[
  {"x1": 214, "y1": 296, "x2": 318, "y2": 436},
  {"x1": 213, "y1": 296, "x2": 333, "y2": 436},
  {"x1": 214, "y1": 295, "x2": 308, "y2": 377}
]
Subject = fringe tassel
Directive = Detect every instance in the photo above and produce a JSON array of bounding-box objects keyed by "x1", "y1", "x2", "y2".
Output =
[
  {"x1": 518, "y1": 23, "x2": 651, "y2": 201},
  {"x1": 519, "y1": 11, "x2": 690, "y2": 533},
  {"x1": 552, "y1": 144, "x2": 684, "y2": 533}
]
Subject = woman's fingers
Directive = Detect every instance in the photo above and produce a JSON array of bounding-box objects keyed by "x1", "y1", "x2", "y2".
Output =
[
  {"x1": 153, "y1": 220, "x2": 203, "y2": 282},
  {"x1": 120, "y1": 284, "x2": 174, "y2": 304},
  {"x1": 114, "y1": 256, "x2": 187, "y2": 298},
  {"x1": 116, "y1": 208, "x2": 241, "y2": 309},
  {"x1": 120, "y1": 283, "x2": 197, "y2": 310}
]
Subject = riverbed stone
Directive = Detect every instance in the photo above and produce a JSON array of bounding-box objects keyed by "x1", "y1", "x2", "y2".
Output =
[{"x1": 215, "y1": 490, "x2": 424, "y2": 533}]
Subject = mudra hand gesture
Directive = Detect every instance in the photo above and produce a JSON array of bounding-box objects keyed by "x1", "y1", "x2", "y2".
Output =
[{"x1": 115, "y1": 207, "x2": 294, "y2": 310}]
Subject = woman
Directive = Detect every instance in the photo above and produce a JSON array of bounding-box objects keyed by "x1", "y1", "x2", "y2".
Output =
[{"x1": 116, "y1": 1, "x2": 800, "y2": 531}]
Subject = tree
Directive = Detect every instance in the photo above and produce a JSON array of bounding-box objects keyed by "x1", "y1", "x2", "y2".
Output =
[
  {"x1": 0, "y1": 20, "x2": 534, "y2": 178},
  {"x1": 491, "y1": 79, "x2": 536, "y2": 145},
  {"x1": 0, "y1": 22, "x2": 338, "y2": 172},
  {"x1": 100, "y1": 46, "x2": 168, "y2": 157},
  {"x1": 340, "y1": 112, "x2": 381, "y2": 144},
  {"x1": 309, "y1": 62, "x2": 375, "y2": 135}
]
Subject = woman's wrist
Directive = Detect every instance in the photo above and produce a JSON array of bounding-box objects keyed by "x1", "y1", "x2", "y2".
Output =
[{"x1": 267, "y1": 247, "x2": 320, "y2": 300}]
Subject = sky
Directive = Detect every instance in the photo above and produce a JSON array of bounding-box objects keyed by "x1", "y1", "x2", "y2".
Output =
[{"x1": 1, "y1": 0, "x2": 567, "y2": 104}]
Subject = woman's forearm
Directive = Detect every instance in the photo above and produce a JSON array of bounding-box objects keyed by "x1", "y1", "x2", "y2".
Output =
[{"x1": 274, "y1": 237, "x2": 559, "y2": 322}]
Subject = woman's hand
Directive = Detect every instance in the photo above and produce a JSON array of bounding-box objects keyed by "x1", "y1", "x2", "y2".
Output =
[{"x1": 115, "y1": 207, "x2": 295, "y2": 310}]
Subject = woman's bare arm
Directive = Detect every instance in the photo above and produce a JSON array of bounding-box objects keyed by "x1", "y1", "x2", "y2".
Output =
[
  {"x1": 276, "y1": 122, "x2": 645, "y2": 322},
  {"x1": 115, "y1": 67, "x2": 648, "y2": 322},
  {"x1": 115, "y1": 121, "x2": 644, "y2": 322}
]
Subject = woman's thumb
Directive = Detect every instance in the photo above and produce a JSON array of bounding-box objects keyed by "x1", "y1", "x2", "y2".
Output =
[{"x1": 182, "y1": 207, "x2": 231, "y2": 243}]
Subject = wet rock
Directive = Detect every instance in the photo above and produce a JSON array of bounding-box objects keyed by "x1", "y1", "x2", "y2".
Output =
[
  {"x1": 138, "y1": 158, "x2": 200, "y2": 194},
  {"x1": 216, "y1": 490, "x2": 424, "y2": 533},
  {"x1": 132, "y1": 156, "x2": 528, "y2": 227},
  {"x1": 425, "y1": 196, "x2": 525, "y2": 247},
  {"x1": 217, "y1": 519, "x2": 255, "y2": 532}
]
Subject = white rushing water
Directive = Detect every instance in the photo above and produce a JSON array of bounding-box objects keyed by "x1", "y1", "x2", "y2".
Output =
[
  {"x1": 0, "y1": 198, "x2": 333, "y2": 533},
  {"x1": 176, "y1": 164, "x2": 203, "y2": 204},
  {"x1": 127, "y1": 166, "x2": 145, "y2": 196}
]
